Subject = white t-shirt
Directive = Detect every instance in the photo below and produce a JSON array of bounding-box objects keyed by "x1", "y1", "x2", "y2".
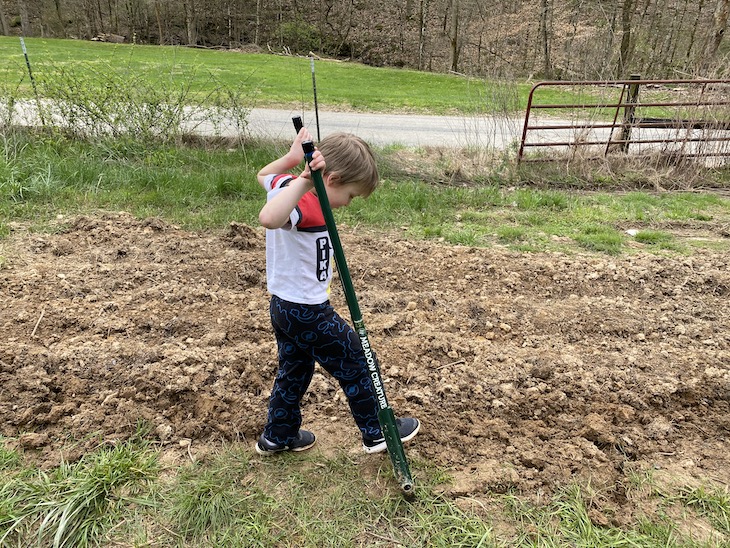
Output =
[{"x1": 263, "y1": 174, "x2": 333, "y2": 305}]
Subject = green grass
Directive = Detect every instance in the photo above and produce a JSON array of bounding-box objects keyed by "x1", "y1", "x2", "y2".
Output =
[
  {"x1": 0, "y1": 434, "x2": 159, "y2": 547},
  {"x1": 0, "y1": 36, "x2": 531, "y2": 115},
  {"x1": 4, "y1": 37, "x2": 707, "y2": 120},
  {"x1": 2, "y1": 130, "x2": 729, "y2": 255},
  {"x1": 675, "y1": 485, "x2": 730, "y2": 536},
  {"x1": 0, "y1": 436, "x2": 726, "y2": 547}
]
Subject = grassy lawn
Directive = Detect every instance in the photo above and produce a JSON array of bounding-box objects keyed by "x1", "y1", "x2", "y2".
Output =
[
  {"x1": 1, "y1": 434, "x2": 728, "y2": 547},
  {"x1": 1, "y1": 131, "x2": 729, "y2": 255},
  {"x1": 0, "y1": 36, "x2": 531, "y2": 115}
]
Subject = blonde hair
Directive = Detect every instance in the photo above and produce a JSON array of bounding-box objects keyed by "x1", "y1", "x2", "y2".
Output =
[{"x1": 317, "y1": 132, "x2": 379, "y2": 197}]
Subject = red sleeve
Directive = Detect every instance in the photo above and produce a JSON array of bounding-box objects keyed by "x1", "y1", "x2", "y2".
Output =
[
  {"x1": 295, "y1": 192, "x2": 326, "y2": 230},
  {"x1": 270, "y1": 174, "x2": 294, "y2": 190}
]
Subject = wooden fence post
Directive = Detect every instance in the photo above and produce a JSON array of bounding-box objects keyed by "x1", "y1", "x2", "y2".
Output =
[{"x1": 620, "y1": 74, "x2": 641, "y2": 152}]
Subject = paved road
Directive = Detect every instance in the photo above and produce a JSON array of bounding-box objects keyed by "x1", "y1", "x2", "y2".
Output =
[
  {"x1": 11, "y1": 101, "x2": 726, "y2": 160},
  {"x1": 245, "y1": 107, "x2": 526, "y2": 148},
  {"x1": 10, "y1": 101, "x2": 526, "y2": 148}
]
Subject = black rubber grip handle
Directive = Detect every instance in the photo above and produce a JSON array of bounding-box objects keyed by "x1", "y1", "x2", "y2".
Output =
[{"x1": 302, "y1": 140, "x2": 315, "y2": 155}]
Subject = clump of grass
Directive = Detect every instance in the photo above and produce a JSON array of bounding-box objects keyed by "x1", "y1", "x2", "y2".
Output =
[
  {"x1": 502, "y1": 483, "x2": 686, "y2": 546},
  {"x1": 166, "y1": 449, "x2": 273, "y2": 540},
  {"x1": 497, "y1": 225, "x2": 527, "y2": 243},
  {"x1": 392, "y1": 493, "x2": 495, "y2": 547},
  {"x1": 518, "y1": 152, "x2": 730, "y2": 191},
  {"x1": 0, "y1": 437, "x2": 159, "y2": 547},
  {"x1": 634, "y1": 229, "x2": 673, "y2": 245},
  {"x1": 0, "y1": 443, "x2": 18, "y2": 473},
  {"x1": 574, "y1": 224, "x2": 624, "y2": 254},
  {"x1": 2, "y1": 434, "x2": 730, "y2": 546},
  {"x1": 676, "y1": 485, "x2": 730, "y2": 535},
  {"x1": 513, "y1": 188, "x2": 571, "y2": 210}
]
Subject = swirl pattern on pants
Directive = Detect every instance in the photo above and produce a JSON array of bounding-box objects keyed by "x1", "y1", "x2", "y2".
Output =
[{"x1": 263, "y1": 295, "x2": 381, "y2": 445}]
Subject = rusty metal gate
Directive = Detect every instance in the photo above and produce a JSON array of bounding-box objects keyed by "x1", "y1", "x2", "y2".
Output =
[{"x1": 517, "y1": 77, "x2": 730, "y2": 164}]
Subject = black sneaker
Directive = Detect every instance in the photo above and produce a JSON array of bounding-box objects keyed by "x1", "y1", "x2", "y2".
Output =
[
  {"x1": 362, "y1": 418, "x2": 420, "y2": 454},
  {"x1": 255, "y1": 430, "x2": 316, "y2": 456}
]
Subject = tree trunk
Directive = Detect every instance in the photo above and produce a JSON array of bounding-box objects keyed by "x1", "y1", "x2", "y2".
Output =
[
  {"x1": 107, "y1": 0, "x2": 118, "y2": 33},
  {"x1": 685, "y1": 0, "x2": 706, "y2": 64},
  {"x1": 662, "y1": 3, "x2": 681, "y2": 74},
  {"x1": 255, "y1": 0, "x2": 260, "y2": 46},
  {"x1": 0, "y1": 0, "x2": 10, "y2": 36},
  {"x1": 53, "y1": 0, "x2": 67, "y2": 38},
  {"x1": 667, "y1": 0, "x2": 691, "y2": 70},
  {"x1": 183, "y1": 0, "x2": 198, "y2": 46},
  {"x1": 449, "y1": 0, "x2": 460, "y2": 72},
  {"x1": 704, "y1": 0, "x2": 730, "y2": 69},
  {"x1": 539, "y1": 0, "x2": 551, "y2": 77},
  {"x1": 154, "y1": 0, "x2": 163, "y2": 44},
  {"x1": 124, "y1": 0, "x2": 135, "y2": 42},
  {"x1": 418, "y1": 0, "x2": 429, "y2": 70},
  {"x1": 84, "y1": 0, "x2": 98, "y2": 37},
  {"x1": 227, "y1": 2, "x2": 232, "y2": 46},
  {"x1": 644, "y1": 0, "x2": 664, "y2": 76},
  {"x1": 18, "y1": 0, "x2": 31, "y2": 36},
  {"x1": 96, "y1": 0, "x2": 106, "y2": 33},
  {"x1": 618, "y1": 0, "x2": 636, "y2": 76}
]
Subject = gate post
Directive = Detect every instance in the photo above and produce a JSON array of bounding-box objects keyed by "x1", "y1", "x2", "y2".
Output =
[{"x1": 620, "y1": 74, "x2": 641, "y2": 152}]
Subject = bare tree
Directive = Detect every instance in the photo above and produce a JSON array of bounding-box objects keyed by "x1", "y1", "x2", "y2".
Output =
[
  {"x1": 154, "y1": 0, "x2": 164, "y2": 44},
  {"x1": 107, "y1": 0, "x2": 120, "y2": 34},
  {"x1": 17, "y1": 0, "x2": 31, "y2": 35},
  {"x1": 0, "y1": 0, "x2": 10, "y2": 35},
  {"x1": 704, "y1": 0, "x2": 730, "y2": 70},
  {"x1": 685, "y1": 0, "x2": 706, "y2": 66},
  {"x1": 418, "y1": 0, "x2": 430, "y2": 70},
  {"x1": 448, "y1": 0, "x2": 460, "y2": 72},
  {"x1": 183, "y1": 0, "x2": 197, "y2": 45},
  {"x1": 80, "y1": 0, "x2": 100, "y2": 37},
  {"x1": 0, "y1": 0, "x2": 723, "y2": 80},
  {"x1": 666, "y1": 0, "x2": 692, "y2": 71},
  {"x1": 618, "y1": 0, "x2": 636, "y2": 76},
  {"x1": 124, "y1": 0, "x2": 146, "y2": 42},
  {"x1": 254, "y1": 0, "x2": 261, "y2": 45},
  {"x1": 51, "y1": 0, "x2": 68, "y2": 38},
  {"x1": 539, "y1": 0, "x2": 552, "y2": 77},
  {"x1": 96, "y1": 0, "x2": 106, "y2": 33}
]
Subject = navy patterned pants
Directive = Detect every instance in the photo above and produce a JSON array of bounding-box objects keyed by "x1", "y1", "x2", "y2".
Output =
[{"x1": 263, "y1": 295, "x2": 382, "y2": 446}]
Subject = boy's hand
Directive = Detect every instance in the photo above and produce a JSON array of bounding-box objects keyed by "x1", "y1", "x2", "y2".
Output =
[
  {"x1": 288, "y1": 128, "x2": 314, "y2": 163},
  {"x1": 301, "y1": 149, "x2": 325, "y2": 180},
  {"x1": 257, "y1": 126, "x2": 320, "y2": 188}
]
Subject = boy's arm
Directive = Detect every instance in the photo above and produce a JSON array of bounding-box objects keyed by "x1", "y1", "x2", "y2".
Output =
[
  {"x1": 259, "y1": 177, "x2": 313, "y2": 229},
  {"x1": 259, "y1": 149, "x2": 325, "y2": 229},
  {"x1": 256, "y1": 127, "x2": 314, "y2": 189}
]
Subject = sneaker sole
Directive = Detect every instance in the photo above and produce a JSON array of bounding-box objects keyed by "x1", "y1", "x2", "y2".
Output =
[
  {"x1": 255, "y1": 440, "x2": 316, "y2": 456},
  {"x1": 362, "y1": 421, "x2": 421, "y2": 454}
]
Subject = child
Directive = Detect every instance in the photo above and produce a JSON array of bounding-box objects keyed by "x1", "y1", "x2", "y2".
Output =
[{"x1": 255, "y1": 127, "x2": 420, "y2": 455}]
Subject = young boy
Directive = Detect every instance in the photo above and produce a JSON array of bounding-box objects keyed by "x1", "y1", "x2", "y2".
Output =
[{"x1": 255, "y1": 127, "x2": 420, "y2": 455}]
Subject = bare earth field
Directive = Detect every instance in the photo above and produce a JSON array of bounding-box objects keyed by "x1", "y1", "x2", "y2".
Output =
[{"x1": 1, "y1": 212, "x2": 728, "y2": 526}]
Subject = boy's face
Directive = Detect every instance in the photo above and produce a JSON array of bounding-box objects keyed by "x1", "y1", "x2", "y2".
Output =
[{"x1": 325, "y1": 177, "x2": 368, "y2": 209}]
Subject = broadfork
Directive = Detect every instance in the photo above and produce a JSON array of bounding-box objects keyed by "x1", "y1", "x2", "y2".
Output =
[{"x1": 292, "y1": 115, "x2": 415, "y2": 496}]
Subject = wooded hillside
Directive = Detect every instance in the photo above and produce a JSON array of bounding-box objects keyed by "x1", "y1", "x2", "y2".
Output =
[{"x1": 2, "y1": 0, "x2": 729, "y2": 79}]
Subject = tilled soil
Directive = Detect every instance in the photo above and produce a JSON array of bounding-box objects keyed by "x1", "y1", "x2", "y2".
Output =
[{"x1": 1, "y1": 212, "x2": 728, "y2": 524}]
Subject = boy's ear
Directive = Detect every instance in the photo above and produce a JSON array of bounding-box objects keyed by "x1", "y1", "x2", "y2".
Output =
[{"x1": 325, "y1": 172, "x2": 341, "y2": 186}]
